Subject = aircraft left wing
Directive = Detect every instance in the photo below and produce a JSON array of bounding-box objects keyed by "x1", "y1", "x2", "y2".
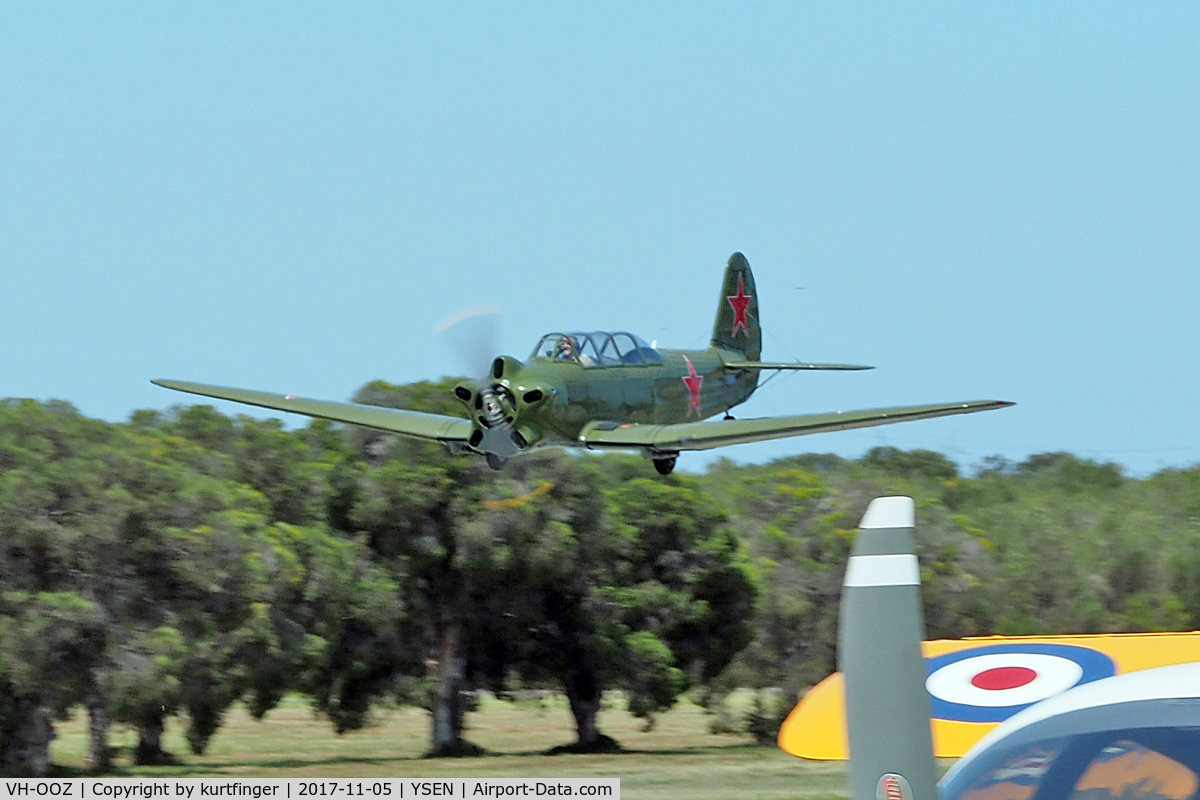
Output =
[
  {"x1": 152, "y1": 379, "x2": 474, "y2": 444},
  {"x1": 782, "y1": 630, "x2": 1200, "y2": 760},
  {"x1": 578, "y1": 399, "x2": 1013, "y2": 452}
]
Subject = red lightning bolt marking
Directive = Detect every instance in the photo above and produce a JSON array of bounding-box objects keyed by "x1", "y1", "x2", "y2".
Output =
[
  {"x1": 727, "y1": 274, "x2": 752, "y2": 337},
  {"x1": 682, "y1": 355, "x2": 704, "y2": 417}
]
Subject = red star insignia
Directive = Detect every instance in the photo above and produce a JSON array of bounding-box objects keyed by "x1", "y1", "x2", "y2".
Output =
[
  {"x1": 727, "y1": 274, "x2": 752, "y2": 337},
  {"x1": 682, "y1": 355, "x2": 703, "y2": 417}
]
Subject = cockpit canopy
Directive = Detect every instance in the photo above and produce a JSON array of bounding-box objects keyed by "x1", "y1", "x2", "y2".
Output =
[
  {"x1": 942, "y1": 729, "x2": 1200, "y2": 800},
  {"x1": 531, "y1": 331, "x2": 662, "y2": 367},
  {"x1": 940, "y1": 664, "x2": 1200, "y2": 800}
]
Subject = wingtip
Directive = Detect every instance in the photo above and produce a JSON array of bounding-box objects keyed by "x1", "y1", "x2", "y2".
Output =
[
  {"x1": 969, "y1": 399, "x2": 1015, "y2": 410},
  {"x1": 152, "y1": 379, "x2": 195, "y2": 394}
]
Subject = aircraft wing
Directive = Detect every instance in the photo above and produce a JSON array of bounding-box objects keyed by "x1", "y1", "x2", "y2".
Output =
[
  {"x1": 152, "y1": 379, "x2": 473, "y2": 443},
  {"x1": 781, "y1": 631, "x2": 1200, "y2": 760},
  {"x1": 578, "y1": 400, "x2": 1013, "y2": 452},
  {"x1": 724, "y1": 361, "x2": 873, "y2": 371}
]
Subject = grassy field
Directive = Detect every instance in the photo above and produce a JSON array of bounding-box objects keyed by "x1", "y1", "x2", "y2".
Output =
[{"x1": 48, "y1": 693, "x2": 851, "y2": 800}]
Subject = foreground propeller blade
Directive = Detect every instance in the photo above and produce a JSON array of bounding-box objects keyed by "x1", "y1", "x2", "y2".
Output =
[{"x1": 437, "y1": 305, "x2": 501, "y2": 379}]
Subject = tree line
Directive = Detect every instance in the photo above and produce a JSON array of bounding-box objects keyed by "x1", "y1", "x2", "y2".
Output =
[{"x1": 2, "y1": 381, "x2": 1199, "y2": 774}]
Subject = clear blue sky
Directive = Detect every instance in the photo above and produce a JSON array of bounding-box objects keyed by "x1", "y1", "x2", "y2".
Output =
[{"x1": 3, "y1": 5, "x2": 1197, "y2": 475}]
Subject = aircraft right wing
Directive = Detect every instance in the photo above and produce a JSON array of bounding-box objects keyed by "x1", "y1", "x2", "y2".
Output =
[
  {"x1": 152, "y1": 379, "x2": 474, "y2": 444},
  {"x1": 723, "y1": 360, "x2": 873, "y2": 371},
  {"x1": 578, "y1": 400, "x2": 1013, "y2": 452}
]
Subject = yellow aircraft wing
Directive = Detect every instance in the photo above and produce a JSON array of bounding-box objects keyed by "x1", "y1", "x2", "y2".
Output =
[
  {"x1": 779, "y1": 631, "x2": 1200, "y2": 760},
  {"x1": 578, "y1": 400, "x2": 1013, "y2": 452}
]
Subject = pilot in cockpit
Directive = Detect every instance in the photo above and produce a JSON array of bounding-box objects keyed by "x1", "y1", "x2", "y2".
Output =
[{"x1": 554, "y1": 336, "x2": 577, "y2": 361}]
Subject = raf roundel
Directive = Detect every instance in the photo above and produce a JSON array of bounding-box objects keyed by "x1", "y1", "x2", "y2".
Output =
[{"x1": 925, "y1": 643, "x2": 1116, "y2": 723}]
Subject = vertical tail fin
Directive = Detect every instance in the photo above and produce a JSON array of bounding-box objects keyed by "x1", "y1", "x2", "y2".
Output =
[
  {"x1": 711, "y1": 252, "x2": 761, "y2": 360},
  {"x1": 839, "y1": 497, "x2": 938, "y2": 800}
]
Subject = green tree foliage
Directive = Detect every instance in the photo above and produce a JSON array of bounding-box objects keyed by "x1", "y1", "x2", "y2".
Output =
[
  {"x1": 0, "y1": 591, "x2": 106, "y2": 774},
  {"x1": 0, "y1": 399, "x2": 393, "y2": 770},
  {"x1": 341, "y1": 379, "x2": 503, "y2": 756},
  {"x1": 259, "y1": 522, "x2": 404, "y2": 734},
  {"x1": 480, "y1": 461, "x2": 756, "y2": 750},
  {"x1": 0, "y1": 400, "x2": 122, "y2": 772},
  {"x1": 10, "y1": 387, "x2": 1200, "y2": 770},
  {"x1": 699, "y1": 447, "x2": 1200, "y2": 738}
]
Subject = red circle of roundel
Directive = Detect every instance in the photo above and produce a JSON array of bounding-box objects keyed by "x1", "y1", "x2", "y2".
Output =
[
  {"x1": 925, "y1": 643, "x2": 1115, "y2": 723},
  {"x1": 971, "y1": 666, "x2": 1037, "y2": 691}
]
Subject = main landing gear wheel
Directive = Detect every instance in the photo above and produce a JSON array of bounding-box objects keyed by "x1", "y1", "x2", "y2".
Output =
[
  {"x1": 486, "y1": 453, "x2": 507, "y2": 471},
  {"x1": 653, "y1": 456, "x2": 677, "y2": 476}
]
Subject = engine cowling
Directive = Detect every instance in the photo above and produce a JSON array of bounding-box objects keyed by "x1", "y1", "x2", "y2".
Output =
[{"x1": 452, "y1": 357, "x2": 551, "y2": 459}]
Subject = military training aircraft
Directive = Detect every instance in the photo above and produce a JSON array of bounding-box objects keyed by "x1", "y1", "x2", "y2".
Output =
[
  {"x1": 784, "y1": 497, "x2": 1200, "y2": 800},
  {"x1": 154, "y1": 253, "x2": 1012, "y2": 474}
]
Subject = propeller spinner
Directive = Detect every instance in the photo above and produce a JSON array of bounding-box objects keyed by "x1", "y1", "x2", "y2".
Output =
[{"x1": 452, "y1": 357, "x2": 552, "y2": 468}]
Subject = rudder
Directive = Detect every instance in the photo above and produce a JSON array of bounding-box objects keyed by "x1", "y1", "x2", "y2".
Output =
[{"x1": 711, "y1": 252, "x2": 761, "y2": 360}]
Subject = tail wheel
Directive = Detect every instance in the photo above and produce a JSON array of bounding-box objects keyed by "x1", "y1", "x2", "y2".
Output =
[{"x1": 653, "y1": 456, "x2": 677, "y2": 476}]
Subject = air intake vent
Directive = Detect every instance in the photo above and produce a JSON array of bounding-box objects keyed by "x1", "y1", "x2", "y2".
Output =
[
  {"x1": 492, "y1": 358, "x2": 505, "y2": 379},
  {"x1": 522, "y1": 390, "x2": 543, "y2": 404}
]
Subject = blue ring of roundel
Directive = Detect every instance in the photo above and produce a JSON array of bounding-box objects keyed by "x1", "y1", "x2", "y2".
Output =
[{"x1": 925, "y1": 643, "x2": 1116, "y2": 724}]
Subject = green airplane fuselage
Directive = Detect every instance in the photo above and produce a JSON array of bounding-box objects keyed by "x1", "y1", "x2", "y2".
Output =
[{"x1": 455, "y1": 344, "x2": 759, "y2": 453}]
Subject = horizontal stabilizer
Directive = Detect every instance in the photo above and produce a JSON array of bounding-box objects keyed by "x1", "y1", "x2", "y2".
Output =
[
  {"x1": 724, "y1": 361, "x2": 873, "y2": 371},
  {"x1": 579, "y1": 400, "x2": 1013, "y2": 453},
  {"x1": 152, "y1": 379, "x2": 473, "y2": 443}
]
